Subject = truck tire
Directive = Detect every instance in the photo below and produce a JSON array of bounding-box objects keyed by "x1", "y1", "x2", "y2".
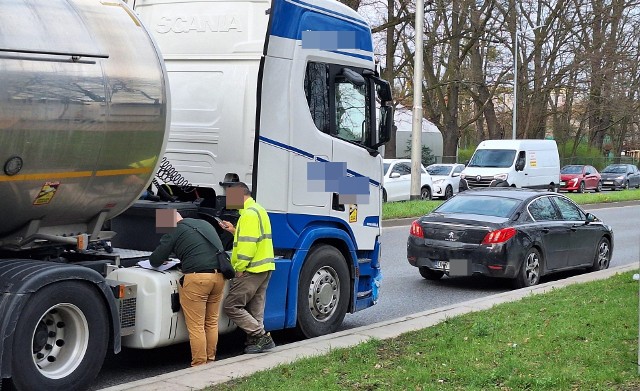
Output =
[
  {"x1": 11, "y1": 282, "x2": 109, "y2": 391},
  {"x1": 296, "y1": 245, "x2": 350, "y2": 338}
]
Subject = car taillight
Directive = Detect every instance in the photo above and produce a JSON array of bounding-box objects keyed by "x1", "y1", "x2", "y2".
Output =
[
  {"x1": 410, "y1": 220, "x2": 424, "y2": 238},
  {"x1": 482, "y1": 227, "x2": 516, "y2": 244}
]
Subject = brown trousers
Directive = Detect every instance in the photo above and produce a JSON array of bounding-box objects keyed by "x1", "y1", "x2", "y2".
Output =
[
  {"x1": 223, "y1": 271, "x2": 272, "y2": 337},
  {"x1": 179, "y1": 272, "x2": 225, "y2": 366}
]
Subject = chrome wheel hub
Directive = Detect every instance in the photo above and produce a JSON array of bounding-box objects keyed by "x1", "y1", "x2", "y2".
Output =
[{"x1": 307, "y1": 266, "x2": 340, "y2": 321}]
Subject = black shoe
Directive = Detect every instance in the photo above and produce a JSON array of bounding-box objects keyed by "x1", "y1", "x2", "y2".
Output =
[
  {"x1": 245, "y1": 334, "x2": 259, "y2": 346},
  {"x1": 244, "y1": 332, "x2": 275, "y2": 354}
]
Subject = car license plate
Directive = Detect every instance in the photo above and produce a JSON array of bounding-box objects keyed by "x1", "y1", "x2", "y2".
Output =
[
  {"x1": 604, "y1": 181, "x2": 613, "y2": 185},
  {"x1": 560, "y1": 181, "x2": 566, "y2": 186},
  {"x1": 434, "y1": 260, "x2": 449, "y2": 271}
]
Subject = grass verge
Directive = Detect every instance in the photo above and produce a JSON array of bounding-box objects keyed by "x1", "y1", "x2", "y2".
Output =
[
  {"x1": 382, "y1": 188, "x2": 640, "y2": 220},
  {"x1": 207, "y1": 271, "x2": 640, "y2": 391}
]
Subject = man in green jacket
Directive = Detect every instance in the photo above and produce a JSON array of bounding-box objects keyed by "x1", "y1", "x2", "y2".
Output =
[
  {"x1": 150, "y1": 210, "x2": 225, "y2": 366},
  {"x1": 219, "y1": 182, "x2": 276, "y2": 354}
]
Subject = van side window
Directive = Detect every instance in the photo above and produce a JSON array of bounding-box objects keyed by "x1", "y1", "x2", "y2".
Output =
[{"x1": 304, "y1": 62, "x2": 330, "y2": 134}]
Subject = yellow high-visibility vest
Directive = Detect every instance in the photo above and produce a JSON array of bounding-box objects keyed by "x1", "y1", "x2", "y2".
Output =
[{"x1": 231, "y1": 197, "x2": 275, "y2": 273}]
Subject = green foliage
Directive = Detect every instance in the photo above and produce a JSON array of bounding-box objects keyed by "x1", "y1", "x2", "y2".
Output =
[
  {"x1": 403, "y1": 138, "x2": 436, "y2": 166},
  {"x1": 457, "y1": 146, "x2": 476, "y2": 164},
  {"x1": 557, "y1": 142, "x2": 607, "y2": 170}
]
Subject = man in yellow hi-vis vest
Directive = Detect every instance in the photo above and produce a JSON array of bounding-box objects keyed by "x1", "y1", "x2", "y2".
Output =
[{"x1": 219, "y1": 182, "x2": 276, "y2": 354}]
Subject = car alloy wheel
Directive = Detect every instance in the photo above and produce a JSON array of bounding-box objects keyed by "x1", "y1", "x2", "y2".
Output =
[
  {"x1": 578, "y1": 181, "x2": 585, "y2": 193},
  {"x1": 596, "y1": 181, "x2": 602, "y2": 192},
  {"x1": 444, "y1": 185, "x2": 453, "y2": 199},
  {"x1": 420, "y1": 187, "x2": 431, "y2": 200},
  {"x1": 514, "y1": 248, "x2": 541, "y2": 288},
  {"x1": 588, "y1": 237, "x2": 611, "y2": 272}
]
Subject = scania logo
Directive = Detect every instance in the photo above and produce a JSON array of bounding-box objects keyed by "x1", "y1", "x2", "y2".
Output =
[
  {"x1": 156, "y1": 15, "x2": 243, "y2": 34},
  {"x1": 445, "y1": 231, "x2": 457, "y2": 241},
  {"x1": 476, "y1": 175, "x2": 482, "y2": 182}
]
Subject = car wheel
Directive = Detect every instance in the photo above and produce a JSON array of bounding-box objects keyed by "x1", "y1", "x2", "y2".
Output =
[
  {"x1": 578, "y1": 181, "x2": 585, "y2": 193},
  {"x1": 296, "y1": 245, "x2": 350, "y2": 338},
  {"x1": 587, "y1": 237, "x2": 611, "y2": 272},
  {"x1": 382, "y1": 188, "x2": 387, "y2": 202},
  {"x1": 419, "y1": 267, "x2": 444, "y2": 280},
  {"x1": 623, "y1": 180, "x2": 629, "y2": 190},
  {"x1": 420, "y1": 186, "x2": 432, "y2": 200},
  {"x1": 444, "y1": 185, "x2": 454, "y2": 199},
  {"x1": 514, "y1": 248, "x2": 541, "y2": 288},
  {"x1": 595, "y1": 181, "x2": 602, "y2": 192}
]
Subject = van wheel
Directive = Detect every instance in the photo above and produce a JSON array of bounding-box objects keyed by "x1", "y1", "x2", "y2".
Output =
[{"x1": 11, "y1": 282, "x2": 108, "y2": 391}]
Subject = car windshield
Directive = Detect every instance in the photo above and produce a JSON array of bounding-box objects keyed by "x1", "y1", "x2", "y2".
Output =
[
  {"x1": 427, "y1": 165, "x2": 452, "y2": 175},
  {"x1": 561, "y1": 165, "x2": 584, "y2": 174},
  {"x1": 467, "y1": 149, "x2": 516, "y2": 168},
  {"x1": 602, "y1": 165, "x2": 626, "y2": 173},
  {"x1": 435, "y1": 195, "x2": 520, "y2": 218}
]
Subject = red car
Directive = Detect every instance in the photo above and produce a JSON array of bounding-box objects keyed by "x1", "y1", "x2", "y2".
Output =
[{"x1": 559, "y1": 165, "x2": 602, "y2": 192}]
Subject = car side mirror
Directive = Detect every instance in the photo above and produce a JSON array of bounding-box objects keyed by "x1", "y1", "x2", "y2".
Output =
[
  {"x1": 390, "y1": 172, "x2": 401, "y2": 179},
  {"x1": 585, "y1": 171, "x2": 591, "y2": 175},
  {"x1": 585, "y1": 213, "x2": 597, "y2": 224}
]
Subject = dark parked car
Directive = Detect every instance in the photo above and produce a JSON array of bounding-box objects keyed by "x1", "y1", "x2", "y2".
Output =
[
  {"x1": 407, "y1": 188, "x2": 613, "y2": 288},
  {"x1": 600, "y1": 164, "x2": 640, "y2": 190}
]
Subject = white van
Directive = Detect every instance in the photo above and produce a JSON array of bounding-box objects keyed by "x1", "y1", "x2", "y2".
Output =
[{"x1": 460, "y1": 139, "x2": 560, "y2": 191}]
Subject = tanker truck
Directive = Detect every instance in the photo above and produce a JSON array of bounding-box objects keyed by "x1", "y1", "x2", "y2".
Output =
[{"x1": 0, "y1": 0, "x2": 392, "y2": 390}]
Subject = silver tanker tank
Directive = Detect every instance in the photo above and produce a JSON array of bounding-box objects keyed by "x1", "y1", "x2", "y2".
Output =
[{"x1": 0, "y1": 0, "x2": 169, "y2": 248}]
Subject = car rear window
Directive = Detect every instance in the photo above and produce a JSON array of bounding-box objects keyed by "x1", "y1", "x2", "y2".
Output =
[{"x1": 435, "y1": 195, "x2": 520, "y2": 218}]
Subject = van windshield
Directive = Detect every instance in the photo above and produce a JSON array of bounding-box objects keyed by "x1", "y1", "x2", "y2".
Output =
[{"x1": 467, "y1": 149, "x2": 516, "y2": 168}]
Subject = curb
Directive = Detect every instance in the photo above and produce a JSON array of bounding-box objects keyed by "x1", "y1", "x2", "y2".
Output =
[{"x1": 99, "y1": 263, "x2": 639, "y2": 391}]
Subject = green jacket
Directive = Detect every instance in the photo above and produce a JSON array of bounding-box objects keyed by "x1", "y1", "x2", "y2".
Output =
[
  {"x1": 150, "y1": 218, "x2": 223, "y2": 274},
  {"x1": 232, "y1": 197, "x2": 275, "y2": 273}
]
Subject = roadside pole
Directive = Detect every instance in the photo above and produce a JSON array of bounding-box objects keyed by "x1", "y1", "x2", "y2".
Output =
[{"x1": 410, "y1": 0, "x2": 424, "y2": 200}]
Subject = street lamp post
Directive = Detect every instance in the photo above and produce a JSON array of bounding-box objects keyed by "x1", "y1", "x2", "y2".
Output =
[
  {"x1": 512, "y1": 23, "x2": 518, "y2": 140},
  {"x1": 410, "y1": 0, "x2": 425, "y2": 200}
]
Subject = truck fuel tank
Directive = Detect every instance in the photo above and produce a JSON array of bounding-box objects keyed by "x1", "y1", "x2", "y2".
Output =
[{"x1": 0, "y1": 0, "x2": 170, "y2": 245}]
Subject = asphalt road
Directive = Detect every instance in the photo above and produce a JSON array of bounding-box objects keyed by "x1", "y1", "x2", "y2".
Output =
[{"x1": 92, "y1": 202, "x2": 640, "y2": 390}]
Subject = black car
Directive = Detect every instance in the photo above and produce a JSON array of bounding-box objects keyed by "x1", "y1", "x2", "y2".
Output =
[
  {"x1": 600, "y1": 164, "x2": 640, "y2": 190},
  {"x1": 407, "y1": 188, "x2": 613, "y2": 288}
]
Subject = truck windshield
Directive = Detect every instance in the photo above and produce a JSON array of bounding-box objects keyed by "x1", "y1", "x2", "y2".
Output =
[{"x1": 467, "y1": 149, "x2": 516, "y2": 168}]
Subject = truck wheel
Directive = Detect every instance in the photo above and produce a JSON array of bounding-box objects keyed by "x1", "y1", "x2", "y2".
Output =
[
  {"x1": 296, "y1": 245, "x2": 350, "y2": 338},
  {"x1": 11, "y1": 282, "x2": 108, "y2": 391}
]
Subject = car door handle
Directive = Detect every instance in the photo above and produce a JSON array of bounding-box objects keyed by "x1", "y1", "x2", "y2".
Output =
[{"x1": 541, "y1": 228, "x2": 550, "y2": 233}]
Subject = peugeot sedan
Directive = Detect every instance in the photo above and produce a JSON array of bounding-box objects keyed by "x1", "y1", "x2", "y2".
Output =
[
  {"x1": 559, "y1": 165, "x2": 601, "y2": 193},
  {"x1": 406, "y1": 188, "x2": 613, "y2": 288}
]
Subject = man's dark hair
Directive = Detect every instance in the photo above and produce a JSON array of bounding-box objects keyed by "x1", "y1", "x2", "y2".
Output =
[{"x1": 229, "y1": 181, "x2": 251, "y2": 196}]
